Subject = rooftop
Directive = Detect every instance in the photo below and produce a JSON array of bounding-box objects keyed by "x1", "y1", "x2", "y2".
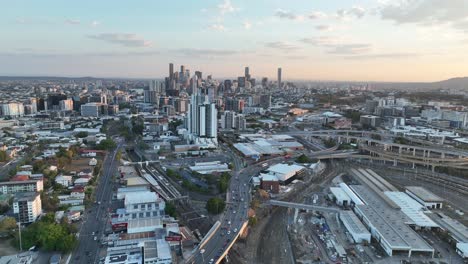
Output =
[
  {"x1": 405, "y1": 186, "x2": 444, "y2": 203},
  {"x1": 351, "y1": 185, "x2": 433, "y2": 252},
  {"x1": 340, "y1": 210, "x2": 370, "y2": 235},
  {"x1": 124, "y1": 191, "x2": 158, "y2": 206}
]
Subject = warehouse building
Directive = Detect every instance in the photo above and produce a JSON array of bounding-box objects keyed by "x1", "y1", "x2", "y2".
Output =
[
  {"x1": 266, "y1": 164, "x2": 305, "y2": 184},
  {"x1": 330, "y1": 187, "x2": 351, "y2": 207},
  {"x1": 384, "y1": 192, "x2": 439, "y2": 229},
  {"x1": 350, "y1": 185, "x2": 434, "y2": 257},
  {"x1": 340, "y1": 210, "x2": 371, "y2": 244},
  {"x1": 405, "y1": 186, "x2": 444, "y2": 209}
]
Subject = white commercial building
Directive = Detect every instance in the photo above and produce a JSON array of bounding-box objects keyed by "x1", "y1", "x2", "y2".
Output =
[
  {"x1": 330, "y1": 187, "x2": 351, "y2": 207},
  {"x1": 266, "y1": 164, "x2": 305, "y2": 183},
  {"x1": 340, "y1": 210, "x2": 371, "y2": 244},
  {"x1": 350, "y1": 185, "x2": 434, "y2": 257},
  {"x1": 384, "y1": 192, "x2": 439, "y2": 228},
  {"x1": 143, "y1": 239, "x2": 172, "y2": 264},
  {"x1": 405, "y1": 186, "x2": 444, "y2": 209}
]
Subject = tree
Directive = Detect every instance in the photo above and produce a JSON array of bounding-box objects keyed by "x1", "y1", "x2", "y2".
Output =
[
  {"x1": 165, "y1": 202, "x2": 177, "y2": 218},
  {"x1": 296, "y1": 154, "x2": 312, "y2": 163},
  {"x1": 218, "y1": 172, "x2": 231, "y2": 193},
  {"x1": 248, "y1": 216, "x2": 258, "y2": 226},
  {"x1": 0, "y1": 150, "x2": 9, "y2": 162},
  {"x1": 75, "y1": 131, "x2": 88, "y2": 138},
  {"x1": 97, "y1": 139, "x2": 116, "y2": 150},
  {"x1": 206, "y1": 198, "x2": 225, "y2": 214},
  {"x1": 0, "y1": 217, "x2": 16, "y2": 234}
]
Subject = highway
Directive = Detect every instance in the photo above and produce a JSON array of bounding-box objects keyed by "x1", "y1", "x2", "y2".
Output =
[
  {"x1": 187, "y1": 148, "x2": 283, "y2": 264},
  {"x1": 70, "y1": 139, "x2": 123, "y2": 264}
]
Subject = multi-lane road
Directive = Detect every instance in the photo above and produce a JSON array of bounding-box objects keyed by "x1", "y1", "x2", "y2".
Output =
[
  {"x1": 189, "y1": 151, "x2": 284, "y2": 264},
  {"x1": 70, "y1": 140, "x2": 123, "y2": 264}
]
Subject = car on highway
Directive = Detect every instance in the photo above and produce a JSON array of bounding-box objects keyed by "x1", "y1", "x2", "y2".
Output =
[
  {"x1": 228, "y1": 221, "x2": 231, "y2": 225},
  {"x1": 234, "y1": 228, "x2": 238, "y2": 233},
  {"x1": 227, "y1": 231, "x2": 231, "y2": 235},
  {"x1": 94, "y1": 236, "x2": 98, "y2": 241}
]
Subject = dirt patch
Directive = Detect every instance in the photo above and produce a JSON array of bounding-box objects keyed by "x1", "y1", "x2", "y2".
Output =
[
  {"x1": 0, "y1": 238, "x2": 19, "y2": 256},
  {"x1": 64, "y1": 157, "x2": 102, "y2": 173}
]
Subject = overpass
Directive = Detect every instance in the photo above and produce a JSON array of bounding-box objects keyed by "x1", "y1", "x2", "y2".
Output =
[
  {"x1": 267, "y1": 200, "x2": 341, "y2": 223},
  {"x1": 268, "y1": 200, "x2": 341, "y2": 213},
  {"x1": 283, "y1": 130, "x2": 468, "y2": 170}
]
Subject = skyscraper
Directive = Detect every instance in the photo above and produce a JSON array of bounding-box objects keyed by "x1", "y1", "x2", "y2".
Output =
[
  {"x1": 245, "y1": 67, "x2": 250, "y2": 80},
  {"x1": 277, "y1": 67, "x2": 282, "y2": 88},
  {"x1": 169, "y1": 63, "x2": 174, "y2": 79},
  {"x1": 186, "y1": 75, "x2": 217, "y2": 139}
]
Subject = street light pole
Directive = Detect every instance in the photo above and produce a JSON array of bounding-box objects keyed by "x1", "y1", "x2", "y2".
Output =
[
  {"x1": 17, "y1": 222, "x2": 22, "y2": 251},
  {"x1": 200, "y1": 249, "x2": 205, "y2": 263}
]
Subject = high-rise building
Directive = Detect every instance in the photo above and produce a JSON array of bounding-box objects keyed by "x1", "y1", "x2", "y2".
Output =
[
  {"x1": 1, "y1": 103, "x2": 24, "y2": 117},
  {"x1": 221, "y1": 111, "x2": 246, "y2": 130},
  {"x1": 238, "y1": 77, "x2": 246, "y2": 88},
  {"x1": 59, "y1": 99, "x2": 74, "y2": 111},
  {"x1": 80, "y1": 103, "x2": 102, "y2": 117},
  {"x1": 169, "y1": 63, "x2": 174, "y2": 79},
  {"x1": 13, "y1": 192, "x2": 42, "y2": 224},
  {"x1": 261, "y1": 77, "x2": 268, "y2": 87},
  {"x1": 260, "y1": 94, "x2": 271, "y2": 109},
  {"x1": 277, "y1": 67, "x2": 282, "y2": 88},
  {"x1": 185, "y1": 76, "x2": 217, "y2": 139},
  {"x1": 245, "y1": 67, "x2": 250, "y2": 80}
]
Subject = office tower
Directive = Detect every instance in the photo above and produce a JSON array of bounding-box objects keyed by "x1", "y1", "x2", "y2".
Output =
[
  {"x1": 221, "y1": 111, "x2": 246, "y2": 130},
  {"x1": 225, "y1": 98, "x2": 245, "y2": 113},
  {"x1": 59, "y1": 99, "x2": 74, "y2": 111},
  {"x1": 237, "y1": 77, "x2": 246, "y2": 88},
  {"x1": 261, "y1": 77, "x2": 268, "y2": 87},
  {"x1": 0, "y1": 103, "x2": 24, "y2": 117},
  {"x1": 169, "y1": 63, "x2": 174, "y2": 79},
  {"x1": 224, "y1": 80, "x2": 232, "y2": 93},
  {"x1": 195, "y1": 71, "x2": 202, "y2": 80},
  {"x1": 47, "y1": 94, "x2": 67, "y2": 110},
  {"x1": 277, "y1": 67, "x2": 282, "y2": 88},
  {"x1": 245, "y1": 67, "x2": 250, "y2": 80},
  {"x1": 260, "y1": 94, "x2": 271, "y2": 109},
  {"x1": 180, "y1": 65, "x2": 185, "y2": 75},
  {"x1": 186, "y1": 75, "x2": 217, "y2": 139},
  {"x1": 80, "y1": 103, "x2": 101, "y2": 117},
  {"x1": 96, "y1": 80, "x2": 103, "y2": 88}
]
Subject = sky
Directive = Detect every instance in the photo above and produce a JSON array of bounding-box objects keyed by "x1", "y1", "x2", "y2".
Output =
[{"x1": 0, "y1": 0, "x2": 468, "y2": 82}]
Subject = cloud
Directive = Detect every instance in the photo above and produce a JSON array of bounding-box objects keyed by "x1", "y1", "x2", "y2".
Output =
[
  {"x1": 300, "y1": 36, "x2": 340, "y2": 46},
  {"x1": 91, "y1": 21, "x2": 100, "y2": 27},
  {"x1": 209, "y1": 23, "x2": 226, "y2": 32},
  {"x1": 308, "y1": 11, "x2": 327, "y2": 20},
  {"x1": 87, "y1": 33, "x2": 152, "y2": 47},
  {"x1": 243, "y1": 21, "x2": 252, "y2": 30},
  {"x1": 315, "y1": 25, "x2": 333, "y2": 31},
  {"x1": 65, "y1": 19, "x2": 81, "y2": 25},
  {"x1": 265, "y1": 41, "x2": 300, "y2": 51},
  {"x1": 337, "y1": 6, "x2": 366, "y2": 19},
  {"x1": 327, "y1": 44, "x2": 372, "y2": 55},
  {"x1": 274, "y1": 9, "x2": 304, "y2": 21},
  {"x1": 218, "y1": 0, "x2": 239, "y2": 15},
  {"x1": 0, "y1": 49, "x2": 161, "y2": 58},
  {"x1": 380, "y1": 0, "x2": 468, "y2": 32},
  {"x1": 301, "y1": 36, "x2": 372, "y2": 55},
  {"x1": 343, "y1": 52, "x2": 421, "y2": 60}
]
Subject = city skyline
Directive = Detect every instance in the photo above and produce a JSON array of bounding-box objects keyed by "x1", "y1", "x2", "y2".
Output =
[{"x1": 1, "y1": 0, "x2": 468, "y2": 82}]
